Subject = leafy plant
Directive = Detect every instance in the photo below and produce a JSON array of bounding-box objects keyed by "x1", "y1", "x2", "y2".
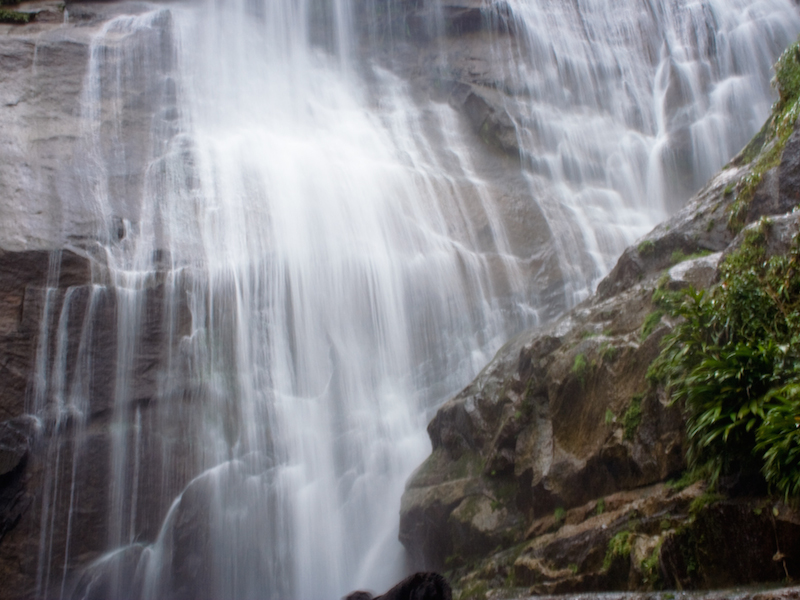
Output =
[
  {"x1": 756, "y1": 384, "x2": 800, "y2": 499},
  {"x1": 572, "y1": 353, "x2": 588, "y2": 386},
  {"x1": 600, "y1": 341, "x2": 619, "y2": 362},
  {"x1": 638, "y1": 239, "x2": 655, "y2": 256},
  {"x1": 651, "y1": 222, "x2": 800, "y2": 496},
  {"x1": 623, "y1": 395, "x2": 643, "y2": 441},
  {"x1": 0, "y1": 8, "x2": 32, "y2": 23},
  {"x1": 641, "y1": 310, "x2": 664, "y2": 341},
  {"x1": 596, "y1": 497, "x2": 606, "y2": 515},
  {"x1": 603, "y1": 530, "x2": 632, "y2": 570},
  {"x1": 728, "y1": 38, "x2": 800, "y2": 232},
  {"x1": 640, "y1": 540, "x2": 663, "y2": 588},
  {"x1": 689, "y1": 490, "x2": 724, "y2": 515}
]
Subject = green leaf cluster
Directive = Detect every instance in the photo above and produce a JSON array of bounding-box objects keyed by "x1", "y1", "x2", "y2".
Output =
[
  {"x1": 0, "y1": 8, "x2": 32, "y2": 23},
  {"x1": 651, "y1": 223, "x2": 800, "y2": 498},
  {"x1": 603, "y1": 530, "x2": 632, "y2": 571}
]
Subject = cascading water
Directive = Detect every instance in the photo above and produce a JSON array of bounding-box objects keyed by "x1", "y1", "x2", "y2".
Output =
[
  {"x1": 489, "y1": 0, "x2": 800, "y2": 302},
  {"x1": 23, "y1": 0, "x2": 800, "y2": 599}
]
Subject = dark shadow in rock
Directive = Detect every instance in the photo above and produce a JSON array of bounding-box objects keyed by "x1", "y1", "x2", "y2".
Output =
[{"x1": 345, "y1": 572, "x2": 452, "y2": 600}]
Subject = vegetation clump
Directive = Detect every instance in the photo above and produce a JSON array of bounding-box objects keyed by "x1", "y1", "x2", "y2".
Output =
[
  {"x1": 572, "y1": 353, "x2": 589, "y2": 386},
  {"x1": 623, "y1": 395, "x2": 643, "y2": 441},
  {"x1": 641, "y1": 310, "x2": 664, "y2": 341},
  {"x1": 640, "y1": 540, "x2": 663, "y2": 587},
  {"x1": 728, "y1": 38, "x2": 800, "y2": 232},
  {"x1": 638, "y1": 239, "x2": 655, "y2": 256},
  {"x1": 0, "y1": 8, "x2": 32, "y2": 23},
  {"x1": 603, "y1": 530, "x2": 632, "y2": 571},
  {"x1": 651, "y1": 221, "x2": 800, "y2": 498}
]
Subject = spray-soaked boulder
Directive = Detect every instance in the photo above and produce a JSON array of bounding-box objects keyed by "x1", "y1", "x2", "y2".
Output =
[{"x1": 399, "y1": 114, "x2": 800, "y2": 595}]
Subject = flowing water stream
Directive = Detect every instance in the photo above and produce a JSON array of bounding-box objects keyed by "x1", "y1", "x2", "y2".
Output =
[{"x1": 26, "y1": 0, "x2": 800, "y2": 598}]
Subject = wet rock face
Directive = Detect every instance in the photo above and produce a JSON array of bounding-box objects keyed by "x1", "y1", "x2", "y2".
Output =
[
  {"x1": 399, "y1": 117, "x2": 800, "y2": 593},
  {"x1": 400, "y1": 277, "x2": 686, "y2": 570},
  {"x1": 660, "y1": 501, "x2": 800, "y2": 590},
  {"x1": 0, "y1": 243, "x2": 196, "y2": 598}
]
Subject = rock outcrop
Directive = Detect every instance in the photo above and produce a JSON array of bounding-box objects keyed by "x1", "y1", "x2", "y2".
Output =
[
  {"x1": 345, "y1": 572, "x2": 453, "y2": 600},
  {"x1": 399, "y1": 103, "x2": 800, "y2": 599},
  {"x1": 1, "y1": 1, "x2": 798, "y2": 599}
]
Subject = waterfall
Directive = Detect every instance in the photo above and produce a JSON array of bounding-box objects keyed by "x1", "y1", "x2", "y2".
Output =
[
  {"x1": 492, "y1": 0, "x2": 800, "y2": 302},
  {"x1": 23, "y1": 1, "x2": 799, "y2": 599}
]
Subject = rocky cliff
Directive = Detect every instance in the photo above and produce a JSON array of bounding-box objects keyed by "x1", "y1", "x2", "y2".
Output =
[
  {"x1": 399, "y1": 44, "x2": 800, "y2": 600},
  {"x1": 1, "y1": 1, "x2": 799, "y2": 599}
]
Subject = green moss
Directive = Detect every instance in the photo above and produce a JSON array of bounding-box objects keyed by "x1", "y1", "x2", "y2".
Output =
[
  {"x1": 623, "y1": 394, "x2": 643, "y2": 441},
  {"x1": 728, "y1": 38, "x2": 800, "y2": 233},
  {"x1": 0, "y1": 8, "x2": 33, "y2": 23},
  {"x1": 640, "y1": 540, "x2": 663, "y2": 588},
  {"x1": 600, "y1": 341, "x2": 619, "y2": 362},
  {"x1": 665, "y1": 470, "x2": 700, "y2": 492},
  {"x1": 572, "y1": 353, "x2": 589, "y2": 387},
  {"x1": 689, "y1": 491, "x2": 724, "y2": 515},
  {"x1": 452, "y1": 452, "x2": 484, "y2": 480},
  {"x1": 774, "y1": 40, "x2": 800, "y2": 110},
  {"x1": 638, "y1": 239, "x2": 656, "y2": 256},
  {"x1": 457, "y1": 580, "x2": 488, "y2": 600},
  {"x1": 641, "y1": 310, "x2": 664, "y2": 341},
  {"x1": 604, "y1": 409, "x2": 616, "y2": 426},
  {"x1": 553, "y1": 506, "x2": 566, "y2": 524},
  {"x1": 596, "y1": 497, "x2": 606, "y2": 515},
  {"x1": 603, "y1": 530, "x2": 632, "y2": 571}
]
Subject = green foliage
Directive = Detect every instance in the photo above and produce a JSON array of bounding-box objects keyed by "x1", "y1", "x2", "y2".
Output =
[
  {"x1": 665, "y1": 470, "x2": 700, "y2": 492},
  {"x1": 641, "y1": 310, "x2": 664, "y2": 341},
  {"x1": 553, "y1": 506, "x2": 566, "y2": 524},
  {"x1": 604, "y1": 409, "x2": 616, "y2": 425},
  {"x1": 640, "y1": 540, "x2": 663, "y2": 588},
  {"x1": 600, "y1": 341, "x2": 619, "y2": 362},
  {"x1": 596, "y1": 497, "x2": 606, "y2": 515},
  {"x1": 728, "y1": 38, "x2": 800, "y2": 233},
  {"x1": 623, "y1": 395, "x2": 643, "y2": 441},
  {"x1": 774, "y1": 41, "x2": 800, "y2": 111},
  {"x1": 572, "y1": 353, "x2": 588, "y2": 386},
  {"x1": 689, "y1": 491, "x2": 724, "y2": 515},
  {"x1": 603, "y1": 530, "x2": 632, "y2": 571},
  {"x1": 456, "y1": 580, "x2": 488, "y2": 600},
  {"x1": 652, "y1": 223, "x2": 800, "y2": 496},
  {"x1": 756, "y1": 383, "x2": 800, "y2": 499},
  {"x1": 638, "y1": 239, "x2": 655, "y2": 256},
  {"x1": 0, "y1": 8, "x2": 32, "y2": 23}
]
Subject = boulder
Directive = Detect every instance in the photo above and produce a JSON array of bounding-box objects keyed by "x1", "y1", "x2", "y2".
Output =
[
  {"x1": 345, "y1": 572, "x2": 452, "y2": 600},
  {"x1": 399, "y1": 115, "x2": 800, "y2": 597}
]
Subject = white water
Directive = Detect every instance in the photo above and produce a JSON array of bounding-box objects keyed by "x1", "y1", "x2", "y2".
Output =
[
  {"x1": 25, "y1": 1, "x2": 800, "y2": 599},
  {"x1": 493, "y1": 0, "x2": 800, "y2": 301}
]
